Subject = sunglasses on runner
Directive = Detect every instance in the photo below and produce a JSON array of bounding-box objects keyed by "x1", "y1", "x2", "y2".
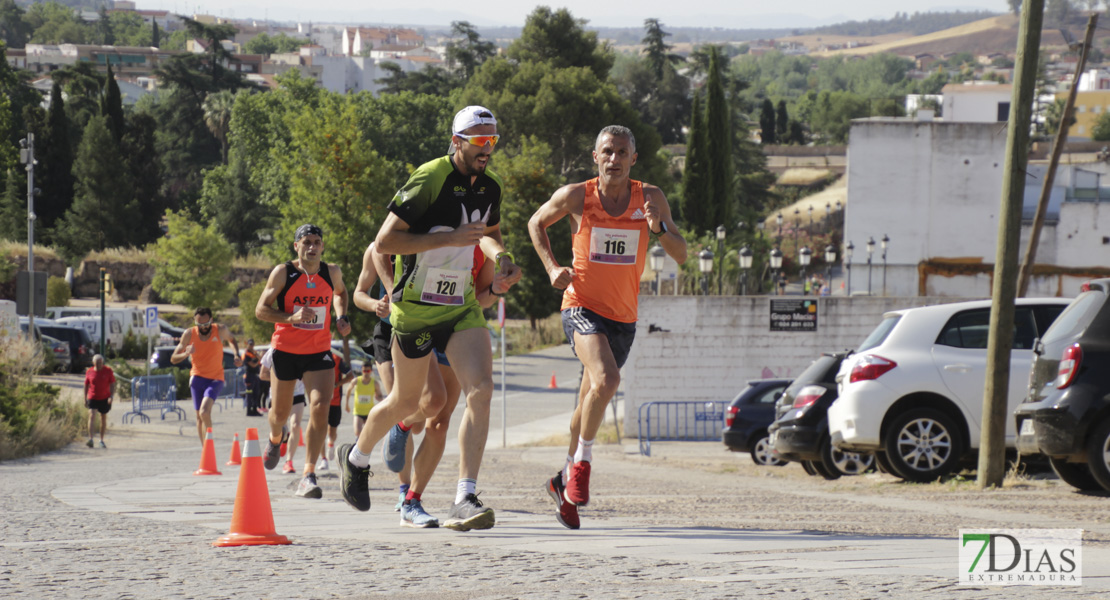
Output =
[{"x1": 455, "y1": 133, "x2": 500, "y2": 148}]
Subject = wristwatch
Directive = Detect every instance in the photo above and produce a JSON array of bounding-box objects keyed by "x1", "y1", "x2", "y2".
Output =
[{"x1": 651, "y1": 220, "x2": 668, "y2": 235}]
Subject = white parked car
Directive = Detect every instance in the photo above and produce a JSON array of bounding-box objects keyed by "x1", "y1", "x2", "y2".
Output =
[{"x1": 827, "y1": 298, "x2": 1070, "y2": 482}]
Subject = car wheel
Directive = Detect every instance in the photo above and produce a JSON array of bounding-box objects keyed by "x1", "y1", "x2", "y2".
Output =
[
  {"x1": 820, "y1": 437, "x2": 874, "y2": 477},
  {"x1": 1085, "y1": 419, "x2": 1110, "y2": 491},
  {"x1": 1049, "y1": 457, "x2": 1105, "y2": 492},
  {"x1": 809, "y1": 457, "x2": 840, "y2": 480},
  {"x1": 874, "y1": 451, "x2": 894, "y2": 474},
  {"x1": 883, "y1": 408, "x2": 964, "y2": 483},
  {"x1": 749, "y1": 432, "x2": 787, "y2": 467},
  {"x1": 801, "y1": 460, "x2": 819, "y2": 476}
]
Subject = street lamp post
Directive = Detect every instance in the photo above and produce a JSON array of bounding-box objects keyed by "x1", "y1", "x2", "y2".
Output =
[
  {"x1": 881, "y1": 234, "x2": 890, "y2": 296},
  {"x1": 776, "y1": 212, "x2": 783, "y2": 244},
  {"x1": 738, "y1": 246, "x2": 752, "y2": 296},
  {"x1": 866, "y1": 236, "x2": 875, "y2": 295},
  {"x1": 793, "y1": 207, "x2": 800, "y2": 251},
  {"x1": 650, "y1": 243, "x2": 665, "y2": 296},
  {"x1": 824, "y1": 244, "x2": 836, "y2": 295},
  {"x1": 798, "y1": 246, "x2": 812, "y2": 294},
  {"x1": 698, "y1": 248, "x2": 714, "y2": 296},
  {"x1": 769, "y1": 246, "x2": 783, "y2": 295},
  {"x1": 807, "y1": 204, "x2": 813, "y2": 225},
  {"x1": 715, "y1": 224, "x2": 726, "y2": 295},
  {"x1": 845, "y1": 241, "x2": 854, "y2": 296}
]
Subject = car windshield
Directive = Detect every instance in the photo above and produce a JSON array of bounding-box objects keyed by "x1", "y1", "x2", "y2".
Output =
[
  {"x1": 1040, "y1": 290, "x2": 1106, "y2": 347},
  {"x1": 857, "y1": 315, "x2": 900, "y2": 353},
  {"x1": 784, "y1": 355, "x2": 840, "y2": 397}
]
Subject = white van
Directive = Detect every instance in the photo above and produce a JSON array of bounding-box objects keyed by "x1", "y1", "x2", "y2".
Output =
[
  {"x1": 49, "y1": 306, "x2": 161, "y2": 341},
  {"x1": 57, "y1": 315, "x2": 127, "y2": 351},
  {"x1": 0, "y1": 300, "x2": 18, "y2": 341}
]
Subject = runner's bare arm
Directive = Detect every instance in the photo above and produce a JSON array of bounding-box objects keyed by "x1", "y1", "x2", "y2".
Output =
[
  {"x1": 376, "y1": 212, "x2": 483, "y2": 255},
  {"x1": 473, "y1": 259, "x2": 498, "y2": 309},
  {"x1": 529, "y1": 183, "x2": 585, "y2": 290},
  {"x1": 170, "y1": 328, "x2": 192, "y2": 364},
  {"x1": 478, "y1": 224, "x2": 522, "y2": 288},
  {"x1": 353, "y1": 243, "x2": 381, "y2": 313},
  {"x1": 256, "y1": 264, "x2": 302, "y2": 324},
  {"x1": 643, "y1": 186, "x2": 687, "y2": 264},
  {"x1": 330, "y1": 264, "x2": 352, "y2": 338}
]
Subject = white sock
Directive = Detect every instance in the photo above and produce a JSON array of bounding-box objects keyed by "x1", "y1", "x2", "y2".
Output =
[
  {"x1": 573, "y1": 437, "x2": 593, "y2": 463},
  {"x1": 455, "y1": 478, "x2": 476, "y2": 504},
  {"x1": 561, "y1": 454, "x2": 573, "y2": 485},
  {"x1": 349, "y1": 445, "x2": 371, "y2": 468}
]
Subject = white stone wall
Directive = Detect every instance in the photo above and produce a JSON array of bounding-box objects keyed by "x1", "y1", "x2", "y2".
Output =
[{"x1": 622, "y1": 295, "x2": 966, "y2": 436}]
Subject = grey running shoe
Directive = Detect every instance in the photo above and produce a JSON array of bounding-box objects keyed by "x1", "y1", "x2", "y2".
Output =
[
  {"x1": 263, "y1": 426, "x2": 289, "y2": 470},
  {"x1": 99, "y1": 441, "x2": 107, "y2": 449},
  {"x1": 382, "y1": 423, "x2": 409, "y2": 473},
  {"x1": 86, "y1": 439, "x2": 94, "y2": 448},
  {"x1": 295, "y1": 473, "x2": 323, "y2": 499},
  {"x1": 443, "y1": 493, "x2": 495, "y2": 531},
  {"x1": 338, "y1": 443, "x2": 371, "y2": 511},
  {"x1": 394, "y1": 490, "x2": 405, "y2": 512},
  {"x1": 400, "y1": 499, "x2": 440, "y2": 528}
]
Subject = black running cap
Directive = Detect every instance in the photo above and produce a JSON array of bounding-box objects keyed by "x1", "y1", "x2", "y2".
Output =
[{"x1": 294, "y1": 224, "x2": 323, "y2": 241}]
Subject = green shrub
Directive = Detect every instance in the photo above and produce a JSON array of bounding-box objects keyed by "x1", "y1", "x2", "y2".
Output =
[
  {"x1": 119, "y1": 331, "x2": 144, "y2": 359},
  {"x1": 0, "y1": 338, "x2": 82, "y2": 460},
  {"x1": 47, "y1": 276, "x2": 71, "y2": 307}
]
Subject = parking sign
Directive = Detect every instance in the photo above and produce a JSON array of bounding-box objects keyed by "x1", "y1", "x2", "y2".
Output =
[{"x1": 145, "y1": 306, "x2": 158, "y2": 329}]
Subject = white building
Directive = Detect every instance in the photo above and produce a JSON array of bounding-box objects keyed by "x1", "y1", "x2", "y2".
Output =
[
  {"x1": 1077, "y1": 68, "x2": 1110, "y2": 92},
  {"x1": 941, "y1": 82, "x2": 1012, "y2": 123},
  {"x1": 844, "y1": 117, "x2": 1110, "y2": 298}
]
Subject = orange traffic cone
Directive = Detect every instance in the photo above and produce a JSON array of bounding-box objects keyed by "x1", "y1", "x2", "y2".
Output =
[
  {"x1": 226, "y1": 432, "x2": 242, "y2": 466},
  {"x1": 214, "y1": 428, "x2": 291, "y2": 547},
  {"x1": 194, "y1": 427, "x2": 222, "y2": 476},
  {"x1": 549, "y1": 372, "x2": 558, "y2": 389},
  {"x1": 298, "y1": 429, "x2": 305, "y2": 447}
]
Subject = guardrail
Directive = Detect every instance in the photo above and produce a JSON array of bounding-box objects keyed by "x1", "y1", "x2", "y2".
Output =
[
  {"x1": 637, "y1": 400, "x2": 728, "y2": 457},
  {"x1": 121, "y1": 374, "x2": 185, "y2": 424},
  {"x1": 216, "y1": 368, "x2": 247, "y2": 410}
]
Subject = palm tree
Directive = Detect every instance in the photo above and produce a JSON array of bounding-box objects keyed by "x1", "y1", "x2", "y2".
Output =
[{"x1": 202, "y1": 90, "x2": 235, "y2": 164}]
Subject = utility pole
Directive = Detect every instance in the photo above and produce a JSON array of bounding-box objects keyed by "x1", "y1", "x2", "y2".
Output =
[
  {"x1": 980, "y1": 0, "x2": 1044, "y2": 490},
  {"x1": 1017, "y1": 13, "x2": 1098, "y2": 297},
  {"x1": 18, "y1": 133, "x2": 36, "y2": 341}
]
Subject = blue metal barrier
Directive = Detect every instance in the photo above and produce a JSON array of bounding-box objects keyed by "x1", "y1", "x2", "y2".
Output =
[
  {"x1": 122, "y1": 374, "x2": 185, "y2": 424},
  {"x1": 637, "y1": 400, "x2": 729, "y2": 457},
  {"x1": 216, "y1": 368, "x2": 247, "y2": 410}
]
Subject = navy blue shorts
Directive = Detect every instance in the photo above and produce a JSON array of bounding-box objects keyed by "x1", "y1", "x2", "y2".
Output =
[{"x1": 561, "y1": 307, "x2": 637, "y2": 369}]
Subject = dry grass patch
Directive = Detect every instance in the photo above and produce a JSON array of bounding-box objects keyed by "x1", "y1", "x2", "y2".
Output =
[{"x1": 522, "y1": 420, "x2": 622, "y2": 448}]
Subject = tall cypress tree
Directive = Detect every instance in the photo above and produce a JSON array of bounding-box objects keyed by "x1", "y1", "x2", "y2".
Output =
[
  {"x1": 39, "y1": 81, "x2": 75, "y2": 239},
  {"x1": 101, "y1": 63, "x2": 125, "y2": 142},
  {"x1": 0, "y1": 167, "x2": 23, "y2": 241},
  {"x1": 704, "y1": 46, "x2": 733, "y2": 230},
  {"x1": 775, "y1": 100, "x2": 789, "y2": 140},
  {"x1": 682, "y1": 90, "x2": 709, "y2": 231},
  {"x1": 759, "y1": 99, "x2": 776, "y2": 145},
  {"x1": 152, "y1": 20, "x2": 160, "y2": 48}
]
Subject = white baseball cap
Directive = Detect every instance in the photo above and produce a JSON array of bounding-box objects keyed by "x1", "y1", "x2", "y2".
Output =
[{"x1": 452, "y1": 106, "x2": 497, "y2": 134}]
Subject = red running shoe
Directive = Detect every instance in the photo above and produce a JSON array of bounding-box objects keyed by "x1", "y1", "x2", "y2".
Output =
[
  {"x1": 564, "y1": 461, "x2": 591, "y2": 506},
  {"x1": 545, "y1": 473, "x2": 580, "y2": 530}
]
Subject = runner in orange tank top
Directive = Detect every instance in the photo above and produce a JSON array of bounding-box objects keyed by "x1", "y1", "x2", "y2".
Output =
[
  {"x1": 171, "y1": 307, "x2": 242, "y2": 444},
  {"x1": 529, "y1": 125, "x2": 687, "y2": 530}
]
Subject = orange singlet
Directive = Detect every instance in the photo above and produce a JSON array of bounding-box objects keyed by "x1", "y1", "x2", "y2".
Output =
[
  {"x1": 561, "y1": 178, "x2": 649, "y2": 323},
  {"x1": 189, "y1": 324, "x2": 225, "y2": 380},
  {"x1": 272, "y1": 261, "x2": 334, "y2": 355}
]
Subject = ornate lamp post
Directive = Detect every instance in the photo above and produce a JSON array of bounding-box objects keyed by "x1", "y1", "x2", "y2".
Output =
[
  {"x1": 650, "y1": 243, "x2": 665, "y2": 296},
  {"x1": 769, "y1": 246, "x2": 783, "y2": 295},
  {"x1": 824, "y1": 244, "x2": 836, "y2": 295},
  {"x1": 881, "y1": 234, "x2": 890, "y2": 296},
  {"x1": 776, "y1": 212, "x2": 784, "y2": 244},
  {"x1": 866, "y1": 236, "x2": 875, "y2": 295},
  {"x1": 738, "y1": 246, "x2": 752, "y2": 296},
  {"x1": 715, "y1": 224, "x2": 726, "y2": 295},
  {"x1": 798, "y1": 246, "x2": 812, "y2": 294},
  {"x1": 698, "y1": 248, "x2": 714, "y2": 296},
  {"x1": 792, "y1": 207, "x2": 801, "y2": 251},
  {"x1": 845, "y1": 241, "x2": 854, "y2": 296}
]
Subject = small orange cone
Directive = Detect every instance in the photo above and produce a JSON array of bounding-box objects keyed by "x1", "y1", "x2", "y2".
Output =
[
  {"x1": 549, "y1": 372, "x2": 558, "y2": 389},
  {"x1": 194, "y1": 427, "x2": 222, "y2": 476},
  {"x1": 226, "y1": 432, "x2": 242, "y2": 466},
  {"x1": 214, "y1": 428, "x2": 291, "y2": 547},
  {"x1": 298, "y1": 429, "x2": 305, "y2": 447}
]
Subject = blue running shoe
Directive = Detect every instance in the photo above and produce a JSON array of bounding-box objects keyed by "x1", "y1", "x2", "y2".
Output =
[
  {"x1": 383, "y1": 423, "x2": 409, "y2": 473},
  {"x1": 394, "y1": 491, "x2": 405, "y2": 512},
  {"x1": 400, "y1": 499, "x2": 439, "y2": 528}
]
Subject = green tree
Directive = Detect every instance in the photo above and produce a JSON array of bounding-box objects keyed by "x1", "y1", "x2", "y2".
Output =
[
  {"x1": 704, "y1": 46, "x2": 733, "y2": 229},
  {"x1": 151, "y1": 19, "x2": 159, "y2": 48},
  {"x1": 444, "y1": 21, "x2": 496, "y2": 80},
  {"x1": 24, "y1": 1, "x2": 87, "y2": 45},
  {"x1": 202, "y1": 90, "x2": 234, "y2": 164},
  {"x1": 0, "y1": 0, "x2": 30, "y2": 48},
  {"x1": 95, "y1": 7, "x2": 113, "y2": 46},
  {"x1": 180, "y1": 16, "x2": 238, "y2": 89},
  {"x1": 0, "y1": 168, "x2": 22, "y2": 241},
  {"x1": 1091, "y1": 111, "x2": 1110, "y2": 142},
  {"x1": 122, "y1": 111, "x2": 164, "y2": 247},
  {"x1": 46, "y1": 275, "x2": 70, "y2": 307},
  {"x1": 243, "y1": 32, "x2": 304, "y2": 55},
  {"x1": 610, "y1": 46, "x2": 689, "y2": 145},
  {"x1": 759, "y1": 98, "x2": 777, "y2": 144},
  {"x1": 271, "y1": 95, "x2": 397, "y2": 338},
  {"x1": 38, "y1": 81, "x2": 75, "y2": 239},
  {"x1": 375, "y1": 62, "x2": 457, "y2": 96},
  {"x1": 51, "y1": 61, "x2": 103, "y2": 135},
  {"x1": 491, "y1": 136, "x2": 567, "y2": 326},
  {"x1": 152, "y1": 210, "x2": 236, "y2": 310},
  {"x1": 55, "y1": 116, "x2": 139, "y2": 264},
  {"x1": 775, "y1": 100, "x2": 789, "y2": 139},
  {"x1": 641, "y1": 18, "x2": 681, "y2": 79},
  {"x1": 198, "y1": 154, "x2": 266, "y2": 255},
  {"x1": 681, "y1": 90, "x2": 709, "y2": 229},
  {"x1": 506, "y1": 6, "x2": 614, "y2": 79},
  {"x1": 1044, "y1": 97, "x2": 1073, "y2": 138},
  {"x1": 101, "y1": 64, "x2": 125, "y2": 142},
  {"x1": 237, "y1": 281, "x2": 272, "y2": 343},
  {"x1": 796, "y1": 89, "x2": 869, "y2": 144},
  {"x1": 356, "y1": 91, "x2": 454, "y2": 187}
]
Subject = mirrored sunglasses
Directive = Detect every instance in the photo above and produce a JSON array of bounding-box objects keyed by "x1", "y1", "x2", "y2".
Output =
[{"x1": 455, "y1": 133, "x2": 500, "y2": 148}]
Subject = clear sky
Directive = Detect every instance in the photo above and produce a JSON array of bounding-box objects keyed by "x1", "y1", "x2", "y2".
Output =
[{"x1": 143, "y1": 1, "x2": 1008, "y2": 29}]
